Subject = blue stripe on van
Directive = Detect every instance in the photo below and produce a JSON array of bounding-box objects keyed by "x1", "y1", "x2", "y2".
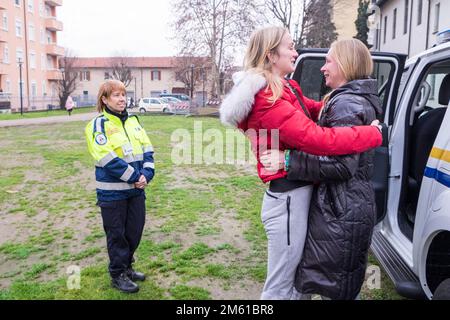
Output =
[{"x1": 424, "y1": 167, "x2": 450, "y2": 188}]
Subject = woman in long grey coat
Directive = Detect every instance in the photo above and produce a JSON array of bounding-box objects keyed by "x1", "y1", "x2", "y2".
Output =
[{"x1": 261, "y1": 39, "x2": 382, "y2": 300}]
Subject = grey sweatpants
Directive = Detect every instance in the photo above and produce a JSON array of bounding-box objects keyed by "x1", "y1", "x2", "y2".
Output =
[{"x1": 260, "y1": 185, "x2": 313, "y2": 300}]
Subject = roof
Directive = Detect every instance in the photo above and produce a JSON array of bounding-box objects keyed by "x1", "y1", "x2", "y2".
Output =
[{"x1": 69, "y1": 57, "x2": 197, "y2": 69}]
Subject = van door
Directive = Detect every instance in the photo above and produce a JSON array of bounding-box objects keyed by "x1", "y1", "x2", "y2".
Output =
[{"x1": 292, "y1": 49, "x2": 406, "y2": 223}]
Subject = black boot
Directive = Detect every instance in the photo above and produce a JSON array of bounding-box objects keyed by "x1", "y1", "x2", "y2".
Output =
[
  {"x1": 127, "y1": 268, "x2": 146, "y2": 282},
  {"x1": 111, "y1": 273, "x2": 139, "y2": 293}
]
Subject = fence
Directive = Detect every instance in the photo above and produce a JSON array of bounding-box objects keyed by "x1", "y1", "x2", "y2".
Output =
[{"x1": 3, "y1": 95, "x2": 60, "y2": 113}]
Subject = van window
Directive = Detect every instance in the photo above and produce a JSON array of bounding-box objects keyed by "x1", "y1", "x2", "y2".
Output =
[{"x1": 293, "y1": 56, "x2": 396, "y2": 119}]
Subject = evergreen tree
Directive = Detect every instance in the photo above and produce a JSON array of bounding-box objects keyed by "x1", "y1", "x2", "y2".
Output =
[
  {"x1": 304, "y1": 0, "x2": 338, "y2": 48},
  {"x1": 354, "y1": 0, "x2": 370, "y2": 47}
]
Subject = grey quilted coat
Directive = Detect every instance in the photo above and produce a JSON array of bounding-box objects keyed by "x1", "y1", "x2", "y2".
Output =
[{"x1": 287, "y1": 79, "x2": 382, "y2": 300}]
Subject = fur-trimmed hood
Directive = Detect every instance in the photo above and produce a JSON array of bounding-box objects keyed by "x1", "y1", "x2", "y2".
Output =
[{"x1": 220, "y1": 71, "x2": 267, "y2": 127}]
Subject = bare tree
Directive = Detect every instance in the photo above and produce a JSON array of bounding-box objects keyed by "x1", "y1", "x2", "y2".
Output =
[
  {"x1": 172, "y1": 0, "x2": 261, "y2": 98},
  {"x1": 262, "y1": 0, "x2": 309, "y2": 48},
  {"x1": 109, "y1": 57, "x2": 133, "y2": 88},
  {"x1": 57, "y1": 52, "x2": 79, "y2": 109},
  {"x1": 263, "y1": 0, "x2": 340, "y2": 49},
  {"x1": 266, "y1": 0, "x2": 294, "y2": 30},
  {"x1": 173, "y1": 56, "x2": 208, "y2": 99}
]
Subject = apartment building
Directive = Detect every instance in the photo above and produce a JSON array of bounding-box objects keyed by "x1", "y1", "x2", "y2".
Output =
[
  {"x1": 70, "y1": 57, "x2": 209, "y2": 106},
  {"x1": 369, "y1": 0, "x2": 450, "y2": 57},
  {"x1": 0, "y1": 0, "x2": 64, "y2": 113}
]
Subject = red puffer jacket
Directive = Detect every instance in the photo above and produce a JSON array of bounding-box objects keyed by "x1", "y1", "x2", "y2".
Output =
[{"x1": 220, "y1": 71, "x2": 382, "y2": 183}]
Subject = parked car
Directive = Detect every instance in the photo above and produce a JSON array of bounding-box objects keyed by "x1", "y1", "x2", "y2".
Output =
[
  {"x1": 293, "y1": 32, "x2": 450, "y2": 300},
  {"x1": 159, "y1": 93, "x2": 191, "y2": 102},
  {"x1": 134, "y1": 97, "x2": 172, "y2": 114}
]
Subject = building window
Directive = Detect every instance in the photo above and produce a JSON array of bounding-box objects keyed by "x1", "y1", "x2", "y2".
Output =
[
  {"x1": 14, "y1": 0, "x2": 21, "y2": 7},
  {"x1": 46, "y1": 30, "x2": 52, "y2": 44},
  {"x1": 15, "y1": 19, "x2": 22, "y2": 37},
  {"x1": 28, "y1": 23, "x2": 35, "y2": 41},
  {"x1": 80, "y1": 71, "x2": 91, "y2": 81},
  {"x1": 40, "y1": 27, "x2": 45, "y2": 44},
  {"x1": 3, "y1": 46, "x2": 9, "y2": 64},
  {"x1": 16, "y1": 48, "x2": 23, "y2": 62},
  {"x1": 104, "y1": 72, "x2": 110, "y2": 80},
  {"x1": 39, "y1": 0, "x2": 44, "y2": 17},
  {"x1": 2, "y1": 13, "x2": 8, "y2": 31},
  {"x1": 151, "y1": 70, "x2": 161, "y2": 81},
  {"x1": 393, "y1": 8, "x2": 397, "y2": 39},
  {"x1": 404, "y1": 0, "x2": 409, "y2": 34},
  {"x1": 45, "y1": 5, "x2": 51, "y2": 17},
  {"x1": 417, "y1": 0, "x2": 423, "y2": 25},
  {"x1": 384, "y1": 16, "x2": 387, "y2": 44},
  {"x1": 31, "y1": 82, "x2": 37, "y2": 98},
  {"x1": 42, "y1": 81, "x2": 47, "y2": 96},
  {"x1": 18, "y1": 80, "x2": 24, "y2": 96},
  {"x1": 27, "y1": 0, "x2": 34, "y2": 13},
  {"x1": 6, "y1": 79, "x2": 11, "y2": 93},
  {"x1": 47, "y1": 55, "x2": 53, "y2": 69},
  {"x1": 30, "y1": 52, "x2": 36, "y2": 69},
  {"x1": 433, "y1": 3, "x2": 440, "y2": 34}
]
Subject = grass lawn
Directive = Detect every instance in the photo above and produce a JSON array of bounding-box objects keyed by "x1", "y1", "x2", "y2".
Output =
[
  {"x1": 0, "y1": 115, "x2": 403, "y2": 300},
  {"x1": 0, "y1": 107, "x2": 95, "y2": 121}
]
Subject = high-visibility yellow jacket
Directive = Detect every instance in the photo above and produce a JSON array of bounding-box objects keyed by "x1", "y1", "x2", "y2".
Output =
[{"x1": 85, "y1": 110, "x2": 155, "y2": 201}]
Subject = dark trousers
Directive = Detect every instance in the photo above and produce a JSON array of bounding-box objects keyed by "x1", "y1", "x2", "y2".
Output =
[{"x1": 98, "y1": 195, "x2": 146, "y2": 279}]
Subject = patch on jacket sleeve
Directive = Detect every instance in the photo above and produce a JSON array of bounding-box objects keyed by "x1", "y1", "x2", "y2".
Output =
[{"x1": 95, "y1": 133, "x2": 108, "y2": 146}]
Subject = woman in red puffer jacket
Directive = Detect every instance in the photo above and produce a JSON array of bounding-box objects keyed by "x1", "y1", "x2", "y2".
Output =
[{"x1": 220, "y1": 26, "x2": 382, "y2": 301}]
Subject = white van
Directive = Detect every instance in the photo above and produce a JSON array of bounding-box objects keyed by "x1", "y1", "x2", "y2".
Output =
[{"x1": 293, "y1": 35, "x2": 450, "y2": 300}]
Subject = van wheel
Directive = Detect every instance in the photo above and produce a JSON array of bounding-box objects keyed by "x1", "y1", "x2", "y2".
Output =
[
  {"x1": 163, "y1": 108, "x2": 169, "y2": 113},
  {"x1": 433, "y1": 279, "x2": 450, "y2": 300},
  {"x1": 139, "y1": 108, "x2": 146, "y2": 114}
]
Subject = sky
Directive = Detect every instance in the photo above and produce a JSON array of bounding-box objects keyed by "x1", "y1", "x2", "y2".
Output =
[{"x1": 58, "y1": 0, "x2": 176, "y2": 57}]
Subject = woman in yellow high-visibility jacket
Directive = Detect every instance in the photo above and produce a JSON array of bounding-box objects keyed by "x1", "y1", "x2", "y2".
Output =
[{"x1": 85, "y1": 80, "x2": 155, "y2": 293}]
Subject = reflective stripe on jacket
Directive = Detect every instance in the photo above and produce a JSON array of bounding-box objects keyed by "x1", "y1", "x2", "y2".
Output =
[{"x1": 85, "y1": 112, "x2": 155, "y2": 201}]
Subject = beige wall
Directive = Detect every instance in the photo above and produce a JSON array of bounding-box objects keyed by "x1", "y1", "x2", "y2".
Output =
[
  {"x1": 372, "y1": 0, "x2": 450, "y2": 57},
  {"x1": 333, "y1": 0, "x2": 359, "y2": 40},
  {"x1": 0, "y1": 0, "x2": 64, "y2": 112},
  {"x1": 72, "y1": 67, "x2": 190, "y2": 101}
]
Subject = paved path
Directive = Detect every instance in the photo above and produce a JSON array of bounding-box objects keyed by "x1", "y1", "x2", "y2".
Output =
[{"x1": 0, "y1": 112, "x2": 99, "y2": 128}]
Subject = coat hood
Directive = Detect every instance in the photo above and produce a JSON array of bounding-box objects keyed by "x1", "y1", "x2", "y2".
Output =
[
  {"x1": 331, "y1": 79, "x2": 383, "y2": 116},
  {"x1": 220, "y1": 71, "x2": 267, "y2": 127}
]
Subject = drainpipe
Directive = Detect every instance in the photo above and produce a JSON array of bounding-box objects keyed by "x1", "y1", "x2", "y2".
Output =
[
  {"x1": 425, "y1": 0, "x2": 431, "y2": 49},
  {"x1": 408, "y1": 0, "x2": 414, "y2": 57},
  {"x1": 379, "y1": 13, "x2": 383, "y2": 51}
]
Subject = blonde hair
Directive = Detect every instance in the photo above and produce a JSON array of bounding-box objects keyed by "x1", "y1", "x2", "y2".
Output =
[
  {"x1": 244, "y1": 26, "x2": 289, "y2": 102},
  {"x1": 323, "y1": 39, "x2": 373, "y2": 105},
  {"x1": 96, "y1": 80, "x2": 126, "y2": 113},
  {"x1": 329, "y1": 39, "x2": 373, "y2": 82}
]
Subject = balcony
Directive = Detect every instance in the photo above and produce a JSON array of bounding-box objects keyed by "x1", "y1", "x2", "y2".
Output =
[
  {"x1": 46, "y1": 44, "x2": 64, "y2": 56},
  {"x1": 0, "y1": 0, "x2": 7, "y2": 10},
  {"x1": 47, "y1": 69, "x2": 62, "y2": 81},
  {"x1": 45, "y1": 0, "x2": 63, "y2": 6},
  {"x1": 45, "y1": 17, "x2": 63, "y2": 32}
]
